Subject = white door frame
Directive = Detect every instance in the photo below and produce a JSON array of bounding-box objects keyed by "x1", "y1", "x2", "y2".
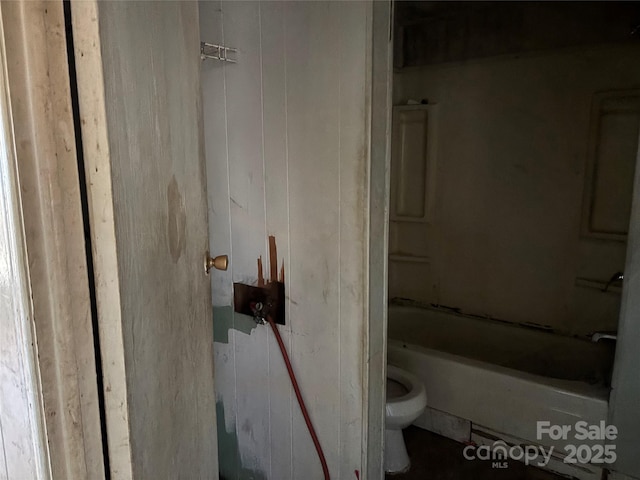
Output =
[
  {"x1": 365, "y1": 1, "x2": 393, "y2": 479},
  {"x1": 0, "y1": 3, "x2": 51, "y2": 478},
  {"x1": 1, "y1": 1, "x2": 105, "y2": 478},
  {"x1": 609, "y1": 130, "x2": 640, "y2": 479}
]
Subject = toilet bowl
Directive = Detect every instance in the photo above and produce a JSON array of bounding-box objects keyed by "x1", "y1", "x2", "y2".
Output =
[{"x1": 385, "y1": 365, "x2": 427, "y2": 474}]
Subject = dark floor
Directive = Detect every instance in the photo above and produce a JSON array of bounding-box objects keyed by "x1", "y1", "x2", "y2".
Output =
[{"x1": 386, "y1": 427, "x2": 565, "y2": 480}]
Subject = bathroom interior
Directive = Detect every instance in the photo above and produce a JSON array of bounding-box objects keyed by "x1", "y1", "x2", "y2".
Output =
[{"x1": 384, "y1": 2, "x2": 640, "y2": 479}]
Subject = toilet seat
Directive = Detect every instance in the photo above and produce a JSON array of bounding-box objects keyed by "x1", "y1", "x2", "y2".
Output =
[{"x1": 385, "y1": 365, "x2": 427, "y2": 422}]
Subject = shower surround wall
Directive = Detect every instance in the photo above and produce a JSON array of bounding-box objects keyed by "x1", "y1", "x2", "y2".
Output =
[
  {"x1": 200, "y1": 2, "x2": 380, "y2": 479},
  {"x1": 391, "y1": 44, "x2": 640, "y2": 337}
]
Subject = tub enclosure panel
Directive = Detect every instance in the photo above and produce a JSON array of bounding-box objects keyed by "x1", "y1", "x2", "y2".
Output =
[{"x1": 390, "y1": 42, "x2": 640, "y2": 338}]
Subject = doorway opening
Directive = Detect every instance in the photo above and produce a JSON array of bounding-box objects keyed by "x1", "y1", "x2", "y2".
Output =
[{"x1": 385, "y1": 2, "x2": 640, "y2": 479}]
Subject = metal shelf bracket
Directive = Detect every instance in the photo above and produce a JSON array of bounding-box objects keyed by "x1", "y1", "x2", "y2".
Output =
[{"x1": 200, "y1": 42, "x2": 237, "y2": 63}]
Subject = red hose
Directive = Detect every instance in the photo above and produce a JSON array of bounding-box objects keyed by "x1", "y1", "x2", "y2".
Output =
[{"x1": 267, "y1": 315, "x2": 331, "y2": 480}]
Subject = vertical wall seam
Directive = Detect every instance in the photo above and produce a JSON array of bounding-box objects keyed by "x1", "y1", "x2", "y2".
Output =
[
  {"x1": 256, "y1": 3, "x2": 273, "y2": 479},
  {"x1": 282, "y1": 4, "x2": 294, "y2": 479},
  {"x1": 218, "y1": 4, "x2": 240, "y2": 479},
  {"x1": 336, "y1": 3, "x2": 343, "y2": 474},
  {"x1": 0, "y1": 411, "x2": 8, "y2": 479}
]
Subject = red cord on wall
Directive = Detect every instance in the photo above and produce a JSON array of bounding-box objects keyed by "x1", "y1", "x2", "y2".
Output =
[{"x1": 267, "y1": 315, "x2": 331, "y2": 480}]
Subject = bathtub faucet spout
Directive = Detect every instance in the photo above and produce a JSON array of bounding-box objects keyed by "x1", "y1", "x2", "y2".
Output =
[
  {"x1": 591, "y1": 332, "x2": 617, "y2": 343},
  {"x1": 602, "y1": 272, "x2": 624, "y2": 292}
]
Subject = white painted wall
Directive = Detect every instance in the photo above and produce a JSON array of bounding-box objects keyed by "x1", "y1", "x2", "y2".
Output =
[
  {"x1": 391, "y1": 44, "x2": 640, "y2": 336},
  {"x1": 201, "y1": 2, "x2": 380, "y2": 478}
]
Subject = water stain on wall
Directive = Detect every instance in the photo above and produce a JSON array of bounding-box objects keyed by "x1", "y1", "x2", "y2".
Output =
[
  {"x1": 212, "y1": 305, "x2": 258, "y2": 344},
  {"x1": 167, "y1": 175, "x2": 186, "y2": 262}
]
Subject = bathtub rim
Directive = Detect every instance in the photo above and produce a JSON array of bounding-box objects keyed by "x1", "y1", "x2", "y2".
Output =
[{"x1": 388, "y1": 338, "x2": 610, "y2": 402}]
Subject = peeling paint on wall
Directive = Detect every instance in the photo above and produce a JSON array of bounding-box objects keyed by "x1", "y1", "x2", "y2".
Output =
[
  {"x1": 212, "y1": 306, "x2": 258, "y2": 344},
  {"x1": 216, "y1": 401, "x2": 267, "y2": 480}
]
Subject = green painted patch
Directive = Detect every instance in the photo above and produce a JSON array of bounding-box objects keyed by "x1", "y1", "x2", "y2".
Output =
[
  {"x1": 213, "y1": 306, "x2": 259, "y2": 344},
  {"x1": 216, "y1": 401, "x2": 267, "y2": 480}
]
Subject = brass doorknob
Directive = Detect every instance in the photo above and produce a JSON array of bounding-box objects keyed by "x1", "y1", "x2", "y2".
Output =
[{"x1": 204, "y1": 252, "x2": 228, "y2": 274}]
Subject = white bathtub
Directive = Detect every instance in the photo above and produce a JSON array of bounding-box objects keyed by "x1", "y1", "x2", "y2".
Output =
[{"x1": 387, "y1": 305, "x2": 616, "y2": 479}]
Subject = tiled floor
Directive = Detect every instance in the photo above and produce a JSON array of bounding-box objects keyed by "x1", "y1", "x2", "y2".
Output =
[{"x1": 386, "y1": 427, "x2": 564, "y2": 480}]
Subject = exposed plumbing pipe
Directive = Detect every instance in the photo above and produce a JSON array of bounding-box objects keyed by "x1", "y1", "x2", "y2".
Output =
[{"x1": 266, "y1": 315, "x2": 331, "y2": 480}]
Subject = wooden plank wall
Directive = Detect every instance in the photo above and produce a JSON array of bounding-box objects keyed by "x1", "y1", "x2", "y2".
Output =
[{"x1": 200, "y1": 2, "x2": 373, "y2": 478}]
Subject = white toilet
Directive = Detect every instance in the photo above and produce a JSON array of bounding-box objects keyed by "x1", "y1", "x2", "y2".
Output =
[{"x1": 385, "y1": 365, "x2": 428, "y2": 474}]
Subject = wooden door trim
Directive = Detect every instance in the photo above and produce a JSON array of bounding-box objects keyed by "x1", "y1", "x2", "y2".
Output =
[
  {"x1": 366, "y1": 2, "x2": 393, "y2": 479},
  {"x1": 0, "y1": 4, "x2": 50, "y2": 478},
  {"x1": 609, "y1": 128, "x2": 640, "y2": 477},
  {"x1": 1, "y1": 1, "x2": 106, "y2": 478},
  {"x1": 69, "y1": 1, "x2": 134, "y2": 478}
]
